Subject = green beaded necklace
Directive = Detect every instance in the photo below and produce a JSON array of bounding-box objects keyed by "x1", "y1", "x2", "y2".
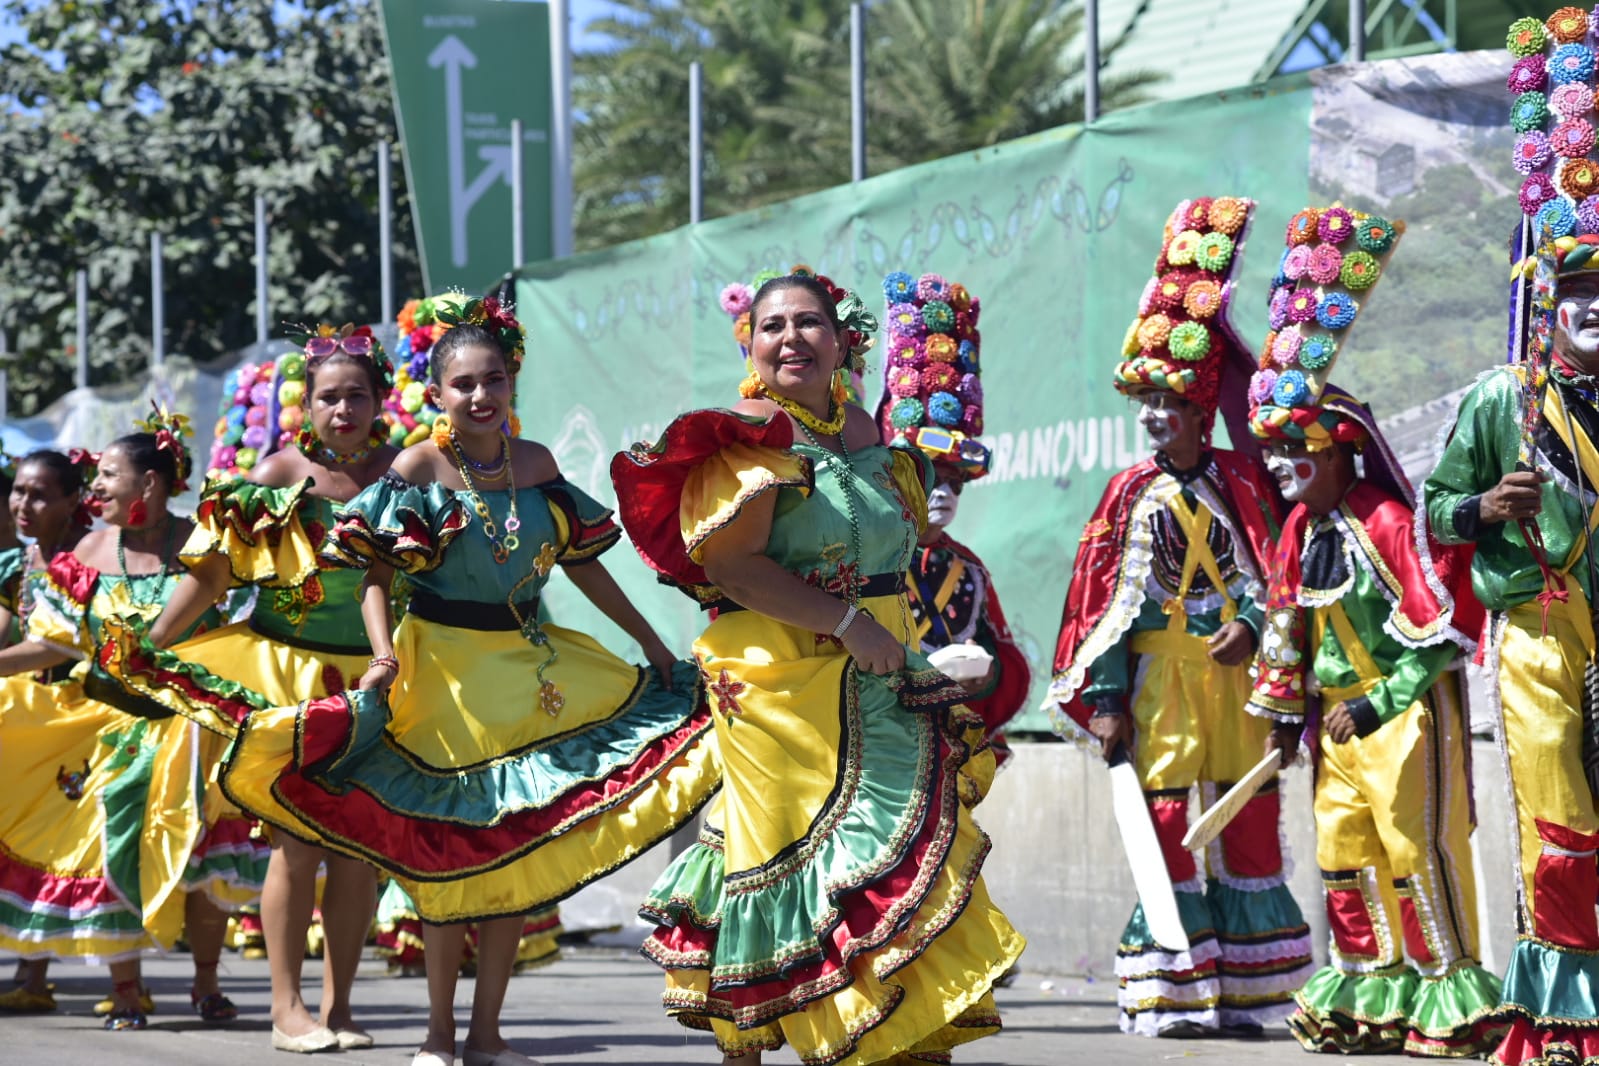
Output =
[{"x1": 795, "y1": 421, "x2": 865, "y2": 605}]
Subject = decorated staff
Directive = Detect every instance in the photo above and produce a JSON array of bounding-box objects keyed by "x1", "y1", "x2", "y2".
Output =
[
  {"x1": 1423, "y1": 10, "x2": 1599, "y2": 1062},
  {"x1": 1049, "y1": 197, "x2": 1312, "y2": 1038},
  {"x1": 1244, "y1": 206, "x2": 1502, "y2": 1057},
  {"x1": 876, "y1": 270, "x2": 1031, "y2": 763}
]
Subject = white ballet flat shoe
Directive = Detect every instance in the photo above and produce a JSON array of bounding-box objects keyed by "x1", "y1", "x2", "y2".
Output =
[{"x1": 462, "y1": 1047, "x2": 544, "y2": 1066}]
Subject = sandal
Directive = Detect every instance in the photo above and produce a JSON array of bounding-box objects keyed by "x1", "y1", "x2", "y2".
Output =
[
  {"x1": 0, "y1": 986, "x2": 55, "y2": 1012},
  {"x1": 191, "y1": 990, "x2": 238, "y2": 1024},
  {"x1": 94, "y1": 984, "x2": 155, "y2": 1016}
]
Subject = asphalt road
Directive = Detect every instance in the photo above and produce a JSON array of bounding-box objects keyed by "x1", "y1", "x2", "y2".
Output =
[{"x1": 0, "y1": 937, "x2": 1313, "y2": 1065}]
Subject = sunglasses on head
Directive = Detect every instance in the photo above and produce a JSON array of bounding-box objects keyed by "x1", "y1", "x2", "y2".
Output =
[{"x1": 305, "y1": 334, "x2": 374, "y2": 358}]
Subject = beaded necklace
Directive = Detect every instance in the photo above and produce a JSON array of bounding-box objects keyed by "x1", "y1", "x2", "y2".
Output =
[
  {"x1": 116, "y1": 516, "x2": 180, "y2": 612},
  {"x1": 767, "y1": 389, "x2": 845, "y2": 436},
  {"x1": 449, "y1": 432, "x2": 521, "y2": 564},
  {"x1": 794, "y1": 421, "x2": 865, "y2": 606},
  {"x1": 297, "y1": 425, "x2": 386, "y2": 465}
]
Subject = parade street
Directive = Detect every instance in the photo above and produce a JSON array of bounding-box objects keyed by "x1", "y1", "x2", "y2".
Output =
[{"x1": 0, "y1": 934, "x2": 1306, "y2": 1065}]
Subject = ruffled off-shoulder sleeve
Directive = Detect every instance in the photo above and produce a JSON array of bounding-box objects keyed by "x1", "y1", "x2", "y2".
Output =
[
  {"x1": 540, "y1": 477, "x2": 623, "y2": 565},
  {"x1": 321, "y1": 471, "x2": 470, "y2": 574},
  {"x1": 887, "y1": 445, "x2": 934, "y2": 538},
  {"x1": 610, "y1": 408, "x2": 813, "y2": 601},
  {"x1": 26, "y1": 553, "x2": 99, "y2": 658},
  {"x1": 0, "y1": 547, "x2": 23, "y2": 614},
  {"x1": 182, "y1": 476, "x2": 322, "y2": 590}
]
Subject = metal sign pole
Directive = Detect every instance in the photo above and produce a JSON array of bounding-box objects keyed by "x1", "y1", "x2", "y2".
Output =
[
  {"x1": 1349, "y1": 0, "x2": 1366, "y2": 61},
  {"x1": 255, "y1": 196, "x2": 269, "y2": 347},
  {"x1": 151, "y1": 232, "x2": 165, "y2": 368},
  {"x1": 549, "y1": 0, "x2": 573, "y2": 258},
  {"x1": 850, "y1": 3, "x2": 866, "y2": 182},
  {"x1": 511, "y1": 118, "x2": 526, "y2": 269},
  {"x1": 689, "y1": 61, "x2": 703, "y2": 222},
  {"x1": 75, "y1": 269, "x2": 89, "y2": 390},
  {"x1": 1085, "y1": 0, "x2": 1100, "y2": 123},
  {"x1": 379, "y1": 142, "x2": 395, "y2": 324}
]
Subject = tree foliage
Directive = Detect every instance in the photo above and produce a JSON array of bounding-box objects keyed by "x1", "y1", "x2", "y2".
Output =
[
  {"x1": 573, "y1": 0, "x2": 1160, "y2": 251},
  {"x1": 0, "y1": 0, "x2": 420, "y2": 416}
]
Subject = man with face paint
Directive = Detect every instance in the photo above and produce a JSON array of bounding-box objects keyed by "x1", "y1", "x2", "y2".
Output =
[
  {"x1": 1426, "y1": 231, "x2": 1599, "y2": 1063},
  {"x1": 876, "y1": 271, "x2": 1032, "y2": 767},
  {"x1": 1050, "y1": 197, "x2": 1313, "y2": 1038}
]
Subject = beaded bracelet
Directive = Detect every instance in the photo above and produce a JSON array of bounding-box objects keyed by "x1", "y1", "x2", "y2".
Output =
[
  {"x1": 831, "y1": 604, "x2": 860, "y2": 640},
  {"x1": 368, "y1": 655, "x2": 399, "y2": 672}
]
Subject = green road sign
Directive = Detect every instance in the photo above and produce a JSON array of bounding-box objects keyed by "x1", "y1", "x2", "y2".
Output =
[{"x1": 381, "y1": 0, "x2": 552, "y2": 294}]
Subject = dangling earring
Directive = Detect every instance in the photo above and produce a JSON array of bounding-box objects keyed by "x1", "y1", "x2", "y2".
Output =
[
  {"x1": 738, "y1": 358, "x2": 764, "y2": 400},
  {"x1": 831, "y1": 369, "x2": 849, "y2": 408},
  {"x1": 128, "y1": 499, "x2": 148, "y2": 528},
  {"x1": 296, "y1": 416, "x2": 321, "y2": 458}
]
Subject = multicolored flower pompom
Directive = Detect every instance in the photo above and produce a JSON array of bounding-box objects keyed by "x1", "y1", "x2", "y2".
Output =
[
  {"x1": 1508, "y1": 17, "x2": 1548, "y2": 58},
  {"x1": 1579, "y1": 196, "x2": 1599, "y2": 234},
  {"x1": 924, "y1": 333, "x2": 958, "y2": 363},
  {"x1": 888, "y1": 302, "x2": 924, "y2": 337},
  {"x1": 1551, "y1": 81, "x2": 1594, "y2": 119},
  {"x1": 1537, "y1": 197, "x2": 1579, "y2": 239},
  {"x1": 1137, "y1": 314, "x2": 1174, "y2": 349},
  {"x1": 921, "y1": 300, "x2": 955, "y2": 333},
  {"x1": 1273, "y1": 369, "x2": 1313, "y2": 407},
  {"x1": 1248, "y1": 369, "x2": 1279, "y2": 404},
  {"x1": 1317, "y1": 208, "x2": 1354, "y2": 244},
  {"x1": 890, "y1": 397, "x2": 925, "y2": 430},
  {"x1": 1553, "y1": 118, "x2": 1597, "y2": 157},
  {"x1": 1514, "y1": 130, "x2": 1554, "y2": 175},
  {"x1": 1512, "y1": 91, "x2": 1551, "y2": 133},
  {"x1": 1284, "y1": 245, "x2": 1314, "y2": 281},
  {"x1": 882, "y1": 272, "x2": 915, "y2": 303},
  {"x1": 1287, "y1": 289, "x2": 1320, "y2": 323},
  {"x1": 927, "y1": 391, "x2": 963, "y2": 427},
  {"x1": 1167, "y1": 230, "x2": 1203, "y2": 266},
  {"x1": 1521, "y1": 172, "x2": 1559, "y2": 214},
  {"x1": 1208, "y1": 197, "x2": 1249, "y2": 235},
  {"x1": 921, "y1": 363, "x2": 958, "y2": 393},
  {"x1": 1183, "y1": 279, "x2": 1222, "y2": 319},
  {"x1": 1308, "y1": 245, "x2": 1344, "y2": 285},
  {"x1": 888, "y1": 366, "x2": 920, "y2": 397},
  {"x1": 1550, "y1": 44, "x2": 1595, "y2": 86},
  {"x1": 916, "y1": 274, "x2": 950, "y2": 302},
  {"x1": 1509, "y1": 54, "x2": 1548, "y2": 94},
  {"x1": 1286, "y1": 209, "x2": 1320, "y2": 246},
  {"x1": 1299, "y1": 334, "x2": 1337, "y2": 370},
  {"x1": 1168, "y1": 321, "x2": 1211, "y2": 361},
  {"x1": 1340, "y1": 250, "x2": 1382, "y2": 290},
  {"x1": 1317, "y1": 291, "x2": 1358, "y2": 329},
  {"x1": 1195, "y1": 232, "x2": 1234, "y2": 272},
  {"x1": 1268, "y1": 287, "x2": 1293, "y2": 330},
  {"x1": 1548, "y1": 7, "x2": 1589, "y2": 43},
  {"x1": 1272, "y1": 330, "x2": 1302, "y2": 367},
  {"x1": 1562, "y1": 157, "x2": 1599, "y2": 200},
  {"x1": 957, "y1": 339, "x2": 979, "y2": 371}
]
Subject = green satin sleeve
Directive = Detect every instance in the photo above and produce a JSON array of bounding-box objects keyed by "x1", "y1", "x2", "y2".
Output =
[{"x1": 1314, "y1": 567, "x2": 1457, "y2": 726}]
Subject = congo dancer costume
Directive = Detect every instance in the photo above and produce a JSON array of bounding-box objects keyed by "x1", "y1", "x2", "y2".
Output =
[
  {"x1": 1423, "y1": 12, "x2": 1599, "y2": 1060},
  {"x1": 1049, "y1": 197, "x2": 1313, "y2": 1037},
  {"x1": 1244, "y1": 205, "x2": 1502, "y2": 1055}
]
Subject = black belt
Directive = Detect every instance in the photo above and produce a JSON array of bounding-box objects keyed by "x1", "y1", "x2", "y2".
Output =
[
  {"x1": 248, "y1": 615, "x2": 371, "y2": 657},
  {"x1": 84, "y1": 668, "x2": 174, "y2": 721},
  {"x1": 705, "y1": 572, "x2": 905, "y2": 614},
  {"x1": 408, "y1": 589, "x2": 541, "y2": 631}
]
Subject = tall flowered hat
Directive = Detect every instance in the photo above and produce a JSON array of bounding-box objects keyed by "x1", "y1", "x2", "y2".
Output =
[
  {"x1": 383, "y1": 293, "x2": 467, "y2": 448},
  {"x1": 205, "y1": 356, "x2": 282, "y2": 480},
  {"x1": 874, "y1": 271, "x2": 990, "y2": 480},
  {"x1": 1116, "y1": 197, "x2": 1256, "y2": 423},
  {"x1": 1247, "y1": 204, "x2": 1404, "y2": 447},
  {"x1": 1506, "y1": 8, "x2": 1599, "y2": 241}
]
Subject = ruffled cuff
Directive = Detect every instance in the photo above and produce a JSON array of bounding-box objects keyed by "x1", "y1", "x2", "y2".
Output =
[
  {"x1": 611, "y1": 409, "x2": 813, "y2": 601},
  {"x1": 322, "y1": 471, "x2": 470, "y2": 574},
  {"x1": 183, "y1": 476, "x2": 323, "y2": 589}
]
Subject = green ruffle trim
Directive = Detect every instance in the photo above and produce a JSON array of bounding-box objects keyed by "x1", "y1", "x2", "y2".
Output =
[
  {"x1": 1289, "y1": 965, "x2": 1416, "y2": 1052},
  {"x1": 1207, "y1": 879, "x2": 1309, "y2": 944},
  {"x1": 1502, "y1": 937, "x2": 1599, "y2": 1025},
  {"x1": 1119, "y1": 888, "x2": 1215, "y2": 956},
  {"x1": 96, "y1": 615, "x2": 272, "y2": 737},
  {"x1": 0, "y1": 546, "x2": 23, "y2": 614},
  {"x1": 321, "y1": 473, "x2": 469, "y2": 574},
  {"x1": 1409, "y1": 963, "x2": 1503, "y2": 1042}
]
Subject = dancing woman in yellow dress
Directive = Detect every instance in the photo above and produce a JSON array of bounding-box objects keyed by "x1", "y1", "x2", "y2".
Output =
[
  {"x1": 100, "y1": 325, "x2": 399, "y2": 1052},
  {"x1": 612, "y1": 272, "x2": 1025, "y2": 1065},
  {"x1": 0, "y1": 450, "x2": 92, "y2": 1013},
  {"x1": 0, "y1": 418, "x2": 268, "y2": 1030},
  {"x1": 131, "y1": 299, "x2": 721, "y2": 1066}
]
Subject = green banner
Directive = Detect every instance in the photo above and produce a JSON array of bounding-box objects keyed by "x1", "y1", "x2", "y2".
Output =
[
  {"x1": 514, "y1": 53, "x2": 1516, "y2": 734},
  {"x1": 381, "y1": 0, "x2": 551, "y2": 294}
]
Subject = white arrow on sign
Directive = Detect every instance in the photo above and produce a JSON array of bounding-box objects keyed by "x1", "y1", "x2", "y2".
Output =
[{"x1": 429, "y1": 34, "x2": 514, "y2": 269}]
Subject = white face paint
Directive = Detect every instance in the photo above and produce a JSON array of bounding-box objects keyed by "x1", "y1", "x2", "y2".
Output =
[
  {"x1": 1137, "y1": 397, "x2": 1186, "y2": 450},
  {"x1": 1556, "y1": 277, "x2": 1599, "y2": 367},
  {"x1": 926, "y1": 483, "x2": 959, "y2": 529},
  {"x1": 1265, "y1": 452, "x2": 1320, "y2": 502}
]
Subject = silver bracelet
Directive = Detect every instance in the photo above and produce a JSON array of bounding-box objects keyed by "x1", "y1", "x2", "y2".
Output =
[{"x1": 831, "y1": 603, "x2": 860, "y2": 640}]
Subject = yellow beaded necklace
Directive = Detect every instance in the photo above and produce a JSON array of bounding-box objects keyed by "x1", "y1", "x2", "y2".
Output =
[{"x1": 765, "y1": 389, "x2": 845, "y2": 436}]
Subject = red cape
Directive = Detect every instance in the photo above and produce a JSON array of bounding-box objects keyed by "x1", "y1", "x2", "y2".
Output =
[
  {"x1": 918, "y1": 532, "x2": 1032, "y2": 738},
  {"x1": 1050, "y1": 450, "x2": 1283, "y2": 735}
]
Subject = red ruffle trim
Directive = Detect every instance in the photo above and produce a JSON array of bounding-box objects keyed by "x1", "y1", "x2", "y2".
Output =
[
  {"x1": 0, "y1": 847, "x2": 121, "y2": 912},
  {"x1": 1494, "y1": 1017, "x2": 1599, "y2": 1065},
  {"x1": 262, "y1": 695, "x2": 715, "y2": 880},
  {"x1": 609, "y1": 408, "x2": 804, "y2": 592}
]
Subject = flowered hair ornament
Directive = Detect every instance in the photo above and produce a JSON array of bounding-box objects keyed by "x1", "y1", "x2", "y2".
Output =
[
  {"x1": 876, "y1": 271, "x2": 991, "y2": 481},
  {"x1": 1115, "y1": 196, "x2": 1257, "y2": 431},
  {"x1": 132, "y1": 400, "x2": 195, "y2": 493},
  {"x1": 1247, "y1": 203, "x2": 1404, "y2": 449},
  {"x1": 434, "y1": 295, "x2": 526, "y2": 375}
]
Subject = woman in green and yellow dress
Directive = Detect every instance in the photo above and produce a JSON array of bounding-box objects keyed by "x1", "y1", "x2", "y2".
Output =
[
  {"x1": 101, "y1": 327, "x2": 399, "y2": 1052},
  {"x1": 0, "y1": 449, "x2": 93, "y2": 1012},
  {"x1": 126, "y1": 299, "x2": 721, "y2": 1066},
  {"x1": 611, "y1": 273, "x2": 1024, "y2": 1065},
  {"x1": 0, "y1": 420, "x2": 268, "y2": 1030}
]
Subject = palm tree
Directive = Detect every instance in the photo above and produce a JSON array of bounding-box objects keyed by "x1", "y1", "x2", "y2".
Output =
[{"x1": 572, "y1": 0, "x2": 1160, "y2": 250}]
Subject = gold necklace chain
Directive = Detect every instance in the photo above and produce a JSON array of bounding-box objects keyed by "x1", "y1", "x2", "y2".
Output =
[
  {"x1": 450, "y1": 433, "x2": 521, "y2": 564},
  {"x1": 765, "y1": 388, "x2": 845, "y2": 436}
]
